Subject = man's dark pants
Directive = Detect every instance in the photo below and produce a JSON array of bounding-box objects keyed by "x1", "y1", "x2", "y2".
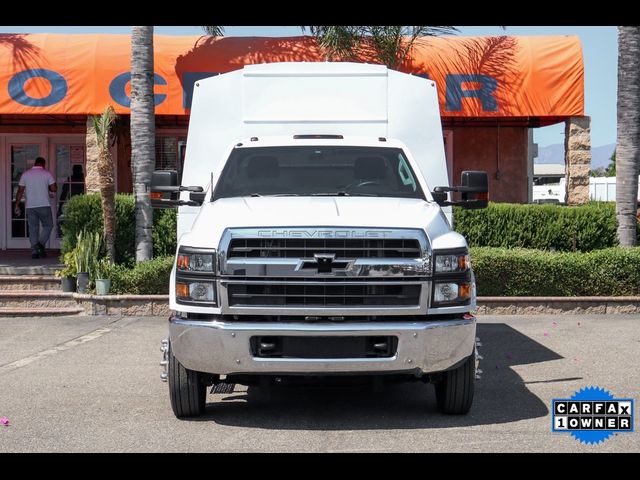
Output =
[{"x1": 26, "y1": 206, "x2": 53, "y2": 251}]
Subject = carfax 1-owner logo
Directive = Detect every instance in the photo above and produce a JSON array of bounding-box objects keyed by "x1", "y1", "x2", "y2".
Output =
[{"x1": 552, "y1": 386, "x2": 634, "y2": 444}]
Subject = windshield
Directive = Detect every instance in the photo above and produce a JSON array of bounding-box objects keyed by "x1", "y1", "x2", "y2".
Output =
[{"x1": 213, "y1": 146, "x2": 426, "y2": 200}]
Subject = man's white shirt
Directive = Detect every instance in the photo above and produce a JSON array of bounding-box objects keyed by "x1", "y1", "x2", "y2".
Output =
[{"x1": 18, "y1": 166, "x2": 55, "y2": 208}]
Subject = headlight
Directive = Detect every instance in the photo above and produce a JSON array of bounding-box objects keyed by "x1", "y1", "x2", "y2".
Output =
[
  {"x1": 177, "y1": 251, "x2": 216, "y2": 272},
  {"x1": 432, "y1": 281, "x2": 471, "y2": 306},
  {"x1": 434, "y1": 251, "x2": 469, "y2": 274},
  {"x1": 176, "y1": 281, "x2": 217, "y2": 304},
  {"x1": 175, "y1": 247, "x2": 218, "y2": 305}
]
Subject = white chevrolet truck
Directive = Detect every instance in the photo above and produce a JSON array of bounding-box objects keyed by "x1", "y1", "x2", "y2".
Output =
[{"x1": 152, "y1": 62, "x2": 488, "y2": 417}]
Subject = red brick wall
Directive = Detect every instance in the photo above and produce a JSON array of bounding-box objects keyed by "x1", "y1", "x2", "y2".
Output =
[
  {"x1": 449, "y1": 126, "x2": 528, "y2": 203},
  {"x1": 116, "y1": 128, "x2": 132, "y2": 193}
]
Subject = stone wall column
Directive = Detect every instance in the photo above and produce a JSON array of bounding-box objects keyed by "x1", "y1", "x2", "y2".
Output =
[
  {"x1": 85, "y1": 116, "x2": 101, "y2": 194},
  {"x1": 564, "y1": 116, "x2": 591, "y2": 205}
]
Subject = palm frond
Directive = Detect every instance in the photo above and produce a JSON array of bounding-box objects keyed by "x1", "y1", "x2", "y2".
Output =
[
  {"x1": 304, "y1": 25, "x2": 460, "y2": 68},
  {"x1": 91, "y1": 106, "x2": 117, "y2": 149},
  {"x1": 202, "y1": 26, "x2": 225, "y2": 36}
]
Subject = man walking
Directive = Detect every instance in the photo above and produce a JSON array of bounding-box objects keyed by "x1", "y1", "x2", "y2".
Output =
[{"x1": 14, "y1": 157, "x2": 57, "y2": 259}]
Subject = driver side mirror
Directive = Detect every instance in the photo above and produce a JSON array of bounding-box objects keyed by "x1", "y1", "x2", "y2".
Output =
[
  {"x1": 431, "y1": 170, "x2": 488, "y2": 209},
  {"x1": 150, "y1": 170, "x2": 204, "y2": 209}
]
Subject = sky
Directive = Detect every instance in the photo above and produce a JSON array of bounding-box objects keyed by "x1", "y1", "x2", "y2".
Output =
[{"x1": 0, "y1": 26, "x2": 617, "y2": 149}]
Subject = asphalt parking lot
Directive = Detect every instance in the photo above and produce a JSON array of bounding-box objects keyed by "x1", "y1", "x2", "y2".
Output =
[{"x1": 0, "y1": 314, "x2": 638, "y2": 452}]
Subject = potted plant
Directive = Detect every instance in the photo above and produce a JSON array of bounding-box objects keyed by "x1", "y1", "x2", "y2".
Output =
[
  {"x1": 73, "y1": 231, "x2": 102, "y2": 293},
  {"x1": 95, "y1": 258, "x2": 113, "y2": 295},
  {"x1": 55, "y1": 252, "x2": 77, "y2": 292}
]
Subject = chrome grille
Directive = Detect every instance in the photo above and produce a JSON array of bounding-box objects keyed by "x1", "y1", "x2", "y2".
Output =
[
  {"x1": 228, "y1": 238, "x2": 421, "y2": 259},
  {"x1": 227, "y1": 280, "x2": 421, "y2": 307},
  {"x1": 218, "y1": 228, "x2": 431, "y2": 315}
]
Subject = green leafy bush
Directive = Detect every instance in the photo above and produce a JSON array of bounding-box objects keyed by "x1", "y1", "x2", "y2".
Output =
[
  {"x1": 61, "y1": 194, "x2": 177, "y2": 265},
  {"x1": 471, "y1": 247, "x2": 640, "y2": 296},
  {"x1": 110, "y1": 256, "x2": 174, "y2": 294},
  {"x1": 55, "y1": 251, "x2": 77, "y2": 278},
  {"x1": 454, "y1": 202, "x2": 637, "y2": 252},
  {"x1": 152, "y1": 208, "x2": 178, "y2": 257}
]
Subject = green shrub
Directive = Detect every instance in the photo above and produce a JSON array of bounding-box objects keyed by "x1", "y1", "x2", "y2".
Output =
[
  {"x1": 471, "y1": 247, "x2": 640, "y2": 296},
  {"x1": 61, "y1": 194, "x2": 177, "y2": 265},
  {"x1": 152, "y1": 208, "x2": 178, "y2": 257},
  {"x1": 110, "y1": 256, "x2": 174, "y2": 294},
  {"x1": 454, "y1": 202, "x2": 637, "y2": 252}
]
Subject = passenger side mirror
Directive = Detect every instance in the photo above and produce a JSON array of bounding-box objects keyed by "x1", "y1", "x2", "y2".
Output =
[
  {"x1": 459, "y1": 171, "x2": 488, "y2": 209},
  {"x1": 431, "y1": 170, "x2": 488, "y2": 209},
  {"x1": 150, "y1": 170, "x2": 204, "y2": 209}
]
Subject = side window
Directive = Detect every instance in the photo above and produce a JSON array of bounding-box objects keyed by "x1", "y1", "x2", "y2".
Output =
[{"x1": 397, "y1": 154, "x2": 417, "y2": 191}]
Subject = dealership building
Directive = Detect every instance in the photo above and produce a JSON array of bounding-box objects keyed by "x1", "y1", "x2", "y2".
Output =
[{"x1": 0, "y1": 33, "x2": 586, "y2": 250}]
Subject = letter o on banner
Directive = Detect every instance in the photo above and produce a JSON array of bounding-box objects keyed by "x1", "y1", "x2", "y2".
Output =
[{"x1": 8, "y1": 69, "x2": 68, "y2": 107}]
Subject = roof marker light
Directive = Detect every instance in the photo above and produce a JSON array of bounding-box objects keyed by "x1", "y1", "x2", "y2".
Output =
[{"x1": 293, "y1": 135, "x2": 344, "y2": 140}]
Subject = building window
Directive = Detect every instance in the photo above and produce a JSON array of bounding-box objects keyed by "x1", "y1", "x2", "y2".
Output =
[{"x1": 155, "y1": 135, "x2": 187, "y2": 180}]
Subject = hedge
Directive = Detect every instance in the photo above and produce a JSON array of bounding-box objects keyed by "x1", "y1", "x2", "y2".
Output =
[
  {"x1": 60, "y1": 194, "x2": 176, "y2": 266},
  {"x1": 471, "y1": 247, "x2": 640, "y2": 296},
  {"x1": 110, "y1": 256, "x2": 174, "y2": 295},
  {"x1": 454, "y1": 202, "x2": 638, "y2": 252},
  {"x1": 101, "y1": 247, "x2": 640, "y2": 296}
]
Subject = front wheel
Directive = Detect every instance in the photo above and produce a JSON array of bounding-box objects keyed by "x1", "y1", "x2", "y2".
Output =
[
  {"x1": 434, "y1": 352, "x2": 475, "y2": 414},
  {"x1": 168, "y1": 341, "x2": 206, "y2": 418}
]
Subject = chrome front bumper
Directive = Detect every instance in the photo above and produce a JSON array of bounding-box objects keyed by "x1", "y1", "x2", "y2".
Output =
[{"x1": 169, "y1": 315, "x2": 476, "y2": 376}]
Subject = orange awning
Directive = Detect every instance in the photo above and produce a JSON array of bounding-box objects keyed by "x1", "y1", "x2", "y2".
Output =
[{"x1": 0, "y1": 33, "x2": 584, "y2": 119}]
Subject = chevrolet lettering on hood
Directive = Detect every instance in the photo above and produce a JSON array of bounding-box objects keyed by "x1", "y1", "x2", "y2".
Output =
[{"x1": 256, "y1": 229, "x2": 394, "y2": 238}]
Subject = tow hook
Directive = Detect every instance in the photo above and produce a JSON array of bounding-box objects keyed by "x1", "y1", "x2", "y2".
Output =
[
  {"x1": 475, "y1": 336, "x2": 483, "y2": 380},
  {"x1": 160, "y1": 338, "x2": 169, "y2": 382}
]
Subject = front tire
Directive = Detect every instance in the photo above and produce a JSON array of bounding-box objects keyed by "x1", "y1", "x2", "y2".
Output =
[
  {"x1": 434, "y1": 352, "x2": 475, "y2": 414},
  {"x1": 168, "y1": 341, "x2": 206, "y2": 418}
]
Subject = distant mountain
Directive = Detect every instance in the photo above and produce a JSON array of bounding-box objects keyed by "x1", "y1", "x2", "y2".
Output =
[{"x1": 535, "y1": 143, "x2": 615, "y2": 170}]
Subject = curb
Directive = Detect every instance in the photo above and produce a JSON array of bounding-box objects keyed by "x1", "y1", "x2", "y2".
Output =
[
  {"x1": 63, "y1": 295, "x2": 640, "y2": 316},
  {"x1": 72, "y1": 294, "x2": 171, "y2": 316},
  {"x1": 476, "y1": 296, "x2": 640, "y2": 315}
]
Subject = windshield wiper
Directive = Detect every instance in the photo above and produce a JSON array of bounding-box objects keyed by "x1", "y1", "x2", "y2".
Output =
[
  {"x1": 248, "y1": 193, "x2": 300, "y2": 197},
  {"x1": 311, "y1": 192, "x2": 350, "y2": 196},
  {"x1": 311, "y1": 192, "x2": 377, "y2": 197}
]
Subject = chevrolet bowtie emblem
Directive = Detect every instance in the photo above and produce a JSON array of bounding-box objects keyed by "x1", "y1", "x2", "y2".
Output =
[
  {"x1": 313, "y1": 253, "x2": 336, "y2": 273},
  {"x1": 298, "y1": 253, "x2": 351, "y2": 273}
]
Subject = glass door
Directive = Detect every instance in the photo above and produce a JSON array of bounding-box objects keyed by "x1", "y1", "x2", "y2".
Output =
[
  {"x1": 6, "y1": 142, "x2": 46, "y2": 249},
  {"x1": 52, "y1": 143, "x2": 86, "y2": 249}
]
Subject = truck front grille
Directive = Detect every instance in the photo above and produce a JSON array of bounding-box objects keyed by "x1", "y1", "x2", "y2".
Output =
[
  {"x1": 227, "y1": 281, "x2": 421, "y2": 307},
  {"x1": 228, "y1": 238, "x2": 421, "y2": 259}
]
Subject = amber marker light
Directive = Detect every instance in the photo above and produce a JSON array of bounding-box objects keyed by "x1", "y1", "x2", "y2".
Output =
[
  {"x1": 459, "y1": 283, "x2": 471, "y2": 300},
  {"x1": 176, "y1": 283, "x2": 189, "y2": 298},
  {"x1": 150, "y1": 191, "x2": 163, "y2": 200},
  {"x1": 177, "y1": 254, "x2": 190, "y2": 270}
]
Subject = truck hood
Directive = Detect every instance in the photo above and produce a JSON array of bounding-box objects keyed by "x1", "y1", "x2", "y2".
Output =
[{"x1": 182, "y1": 196, "x2": 454, "y2": 247}]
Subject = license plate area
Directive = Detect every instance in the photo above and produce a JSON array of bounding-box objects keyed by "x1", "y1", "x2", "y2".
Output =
[{"x1": 250, "y1": 336, "x2": 398, "y2": 359}]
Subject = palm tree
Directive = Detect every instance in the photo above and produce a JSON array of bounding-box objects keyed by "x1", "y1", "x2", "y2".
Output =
[
  {"x1": 91, "y1": 105, "x2": 117, "y2": 262},
  {"x1": 130, "y1": 26, "x2": 156, "y2": 262},
  {"x1": 128, "y1": 26, "x2": 225, "y2": 263},
  {"x1": 615, "y1": 26, "x2": 640, "y2": 247},
  {"x1": 302, "y1": 26, "x2": 458, "y2": 69}
]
